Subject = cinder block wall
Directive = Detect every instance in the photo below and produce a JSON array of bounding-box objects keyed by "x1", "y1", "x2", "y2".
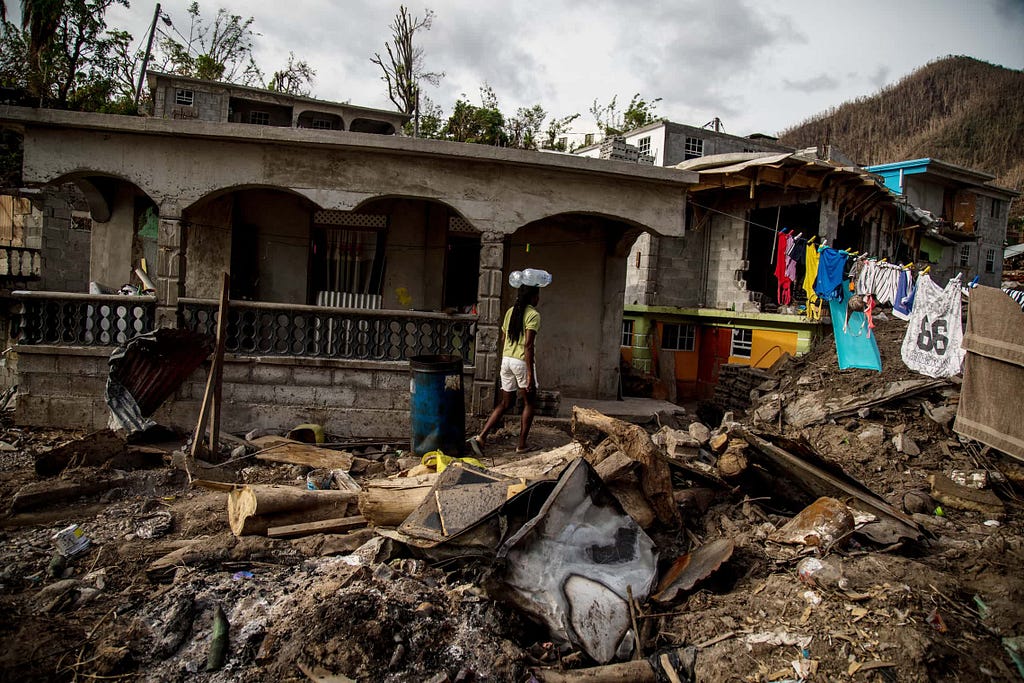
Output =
[{"x1": 15, "y1": 347, "x2": 465, "y2": 439}]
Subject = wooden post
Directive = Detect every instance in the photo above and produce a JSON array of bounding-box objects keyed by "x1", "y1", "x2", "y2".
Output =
[{"x1": 192, "y1": 272, "x2": 230, "y2": 458}]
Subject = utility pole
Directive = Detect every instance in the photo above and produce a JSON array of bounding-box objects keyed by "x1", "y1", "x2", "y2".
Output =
[{"x1": 133, "y1": 3, "x2": 161, "y2": 109}]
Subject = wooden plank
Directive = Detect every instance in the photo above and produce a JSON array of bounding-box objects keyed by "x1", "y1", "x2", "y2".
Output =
[
  {"x1": 267, "y1": 515, "x2": 367, "y2": 539},
  {"x1": 209, "y1": 272, "x2": 231, "y2": 452},
  {"x1": 191, "y1": 272, "x2": 230, "y2": 458},
  {"x1": 250, "y1": 436, "x2": 353, "y2": 471}
]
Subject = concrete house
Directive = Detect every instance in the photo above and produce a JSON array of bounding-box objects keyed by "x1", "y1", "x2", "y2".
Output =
[
  {"x1": 148, "y1": 71, "x2": 408, "y2": 135},
  {"x1": 0, "y1": 92, "x2": 697, "y2": 435},
  {"x1": 623, "y1": 148, "x2": 926, "y2": 400},
  {"x1": 864, "y1": 158, "x2": 1018, "y2": 287}
]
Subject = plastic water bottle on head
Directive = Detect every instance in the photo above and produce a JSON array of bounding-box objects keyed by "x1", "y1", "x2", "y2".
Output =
[{"x1": 521, "y1": 268, "x2": 552, "y2": 287}]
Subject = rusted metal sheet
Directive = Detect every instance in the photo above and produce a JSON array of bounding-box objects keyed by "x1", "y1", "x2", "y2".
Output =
[{"x1": 105, "y1": 329, "x2": 214, "y2": 433}]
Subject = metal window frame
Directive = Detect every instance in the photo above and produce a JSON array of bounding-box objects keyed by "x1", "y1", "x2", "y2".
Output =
[
  {"x1": 249, "y1": 110, "x2": 271, "y2": 125},
  {"x1": 621, "y1": 319, "x2": 634, "y2": 347},
  {"x1": 959, "y1": 244, "x2": 971, "y2": 268},
  {"x1": 683, "y1": 136, "x2": 704, "y2": 159},
  {"x1": 730, "y1": 328, "x2": 753, "y2": 358},
  {"x1": 174, "y1": 89, "x2": 194, "y2": 106}
]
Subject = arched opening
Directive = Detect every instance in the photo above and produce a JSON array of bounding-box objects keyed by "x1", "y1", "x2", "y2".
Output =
[
  {"x1": 184, "y1": 186, "x2": 320, "y2": 303},
  {"x1": 351, "y1": 196, "x2": 481, "y2": 312},
  {"x1": 349, "y1": 118, "x2": 397, "y2": 135},
  {"x1": 296, "y1": 110, "x2": 344, "y2": 131},
  {"x1": 508, "y1": 212, "x2": 645, "y2": 399},
  {"x1": 47, "y1": 172, "x2": 159, "y2": 294}
]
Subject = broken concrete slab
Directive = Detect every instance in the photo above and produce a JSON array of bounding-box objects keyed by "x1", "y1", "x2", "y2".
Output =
[{"x1": 784, "y1": 379, "x2": 949, "y2": 428}]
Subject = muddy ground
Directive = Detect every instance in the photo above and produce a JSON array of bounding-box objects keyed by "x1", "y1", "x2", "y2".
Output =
[{"x1": 0, "y1": 314, "x2": 1022, "y2": 682}]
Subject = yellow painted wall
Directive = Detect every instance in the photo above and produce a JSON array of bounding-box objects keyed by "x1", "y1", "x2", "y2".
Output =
[{"x1": 738, "y1": 329, "x2": 798, "y2": 367}]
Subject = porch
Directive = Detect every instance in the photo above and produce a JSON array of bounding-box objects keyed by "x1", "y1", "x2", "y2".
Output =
[
  {"x1": 1, "y1": 105, "x2": 696, "y2": 435},
  {"x1": 12, "y1": 290, "x2": 476, "y2": 435}
]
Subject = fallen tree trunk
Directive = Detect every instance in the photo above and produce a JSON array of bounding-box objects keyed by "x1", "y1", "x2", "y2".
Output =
[
  {"x1": 572, "y1": 407, "x2": 680, "y2": 527},
  {"x1": 228, "y1": 485, "x2": 358, "y2": 536},
  {"x1": 11, "y1": 471, "x2": 127, "y2": 513},
  {"x1": 249, "y1": 436, "x2": 353, "y2": 471}
]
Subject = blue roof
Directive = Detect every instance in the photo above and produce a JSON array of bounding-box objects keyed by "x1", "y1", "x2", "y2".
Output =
[{"x1": 863, "y1": 158, "x2": 932, "y2": 173}]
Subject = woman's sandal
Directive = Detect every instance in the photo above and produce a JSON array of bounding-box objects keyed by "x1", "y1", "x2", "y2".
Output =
[
  {"x1": 514, "y1": 445, "x2": 536, "y2": 455},
  {"x1": 467, "y1": 435, "x2": 485, "y2": 458}
]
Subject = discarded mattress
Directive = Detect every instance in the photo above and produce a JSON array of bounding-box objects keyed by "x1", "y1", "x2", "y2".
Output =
[{"x1": 954, "y1": 286, "x2": 1024, "y2": 462}]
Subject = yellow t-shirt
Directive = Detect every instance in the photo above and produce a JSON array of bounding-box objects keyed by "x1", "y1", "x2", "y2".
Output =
[{"x1": 502, "y1": 305, "x2": 540, "y2": 360}]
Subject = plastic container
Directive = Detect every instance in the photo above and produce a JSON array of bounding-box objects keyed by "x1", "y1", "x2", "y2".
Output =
[
  {"x1": 508, "y1": 269, "x2": 552, "y2": 288},
  {"x1": 409, "y1": 355, "x2": 466, "y2": 457}
]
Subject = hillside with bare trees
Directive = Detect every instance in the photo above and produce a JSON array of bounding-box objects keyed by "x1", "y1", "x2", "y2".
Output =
[{"x1": 778, "y1": 56, "x2": 1024, "y2": 216}]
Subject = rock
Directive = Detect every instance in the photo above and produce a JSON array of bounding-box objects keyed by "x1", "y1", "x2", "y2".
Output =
[
  {"x1": 857, "y1": 425, "x2": 885, "y2": 446},
  {"x1": 665, "y1": 429, "x2": 701, "y2": 459},
  {"x1": 892, "y1": 433, "x2": 920, "y2": 456},
  {"x1": 857, "y1": 407, "x2": 871, "y2": 419},
  {"x1": 753, "y1": 394, "x2": 781, "y2": 425},
  {"x1": 709, "y1": 433, "x2": 729, "y2": 454},
  {"x1": 924, "y1": 404, "x2": 957, "y2": 428},
  {"x1": 688, "y1": 422, "x2": 711, "y2": 445},
  {"x1": 717, "y1": 448, "x2": 748, "y2": 479},
  {"x1": 928, "y1": 473, "x2": 1004, "y2": 515},
  {"x1": 902, "y1": 490, "x2": 935, "y2": 515}
]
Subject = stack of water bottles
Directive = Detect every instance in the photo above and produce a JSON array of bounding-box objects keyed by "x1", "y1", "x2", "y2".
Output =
[{"x1": 508, "y1": 268, "x2": 553, "y2": 288}]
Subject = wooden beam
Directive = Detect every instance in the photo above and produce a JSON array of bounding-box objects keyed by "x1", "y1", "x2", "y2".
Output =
[{"x1": 267, "y1": 515, "x2": 367, "y2": 538}]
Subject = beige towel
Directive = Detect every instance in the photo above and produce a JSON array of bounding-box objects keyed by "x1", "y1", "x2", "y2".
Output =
[{"x1": 953, "y1": 286, "x2": 1024, "y2": 461}]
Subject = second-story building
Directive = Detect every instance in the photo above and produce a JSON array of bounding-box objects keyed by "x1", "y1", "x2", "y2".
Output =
[
  {"x1": 147, "y1": 72, "x2": 410, "y2": 135},
  {"x1": 865, "y1": 158, "x2": 1018, "y2": 287}
]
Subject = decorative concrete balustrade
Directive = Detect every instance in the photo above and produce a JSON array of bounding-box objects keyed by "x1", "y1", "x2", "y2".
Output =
[
  {"x1": 12, "y1": 291, "x2": 156, "y2": 346},
  {"x1": 0, "y1": 246, "x2": 42, "y2": 282},
  {"x1": 178, "y1": 298, "x2": 476, "y2": 363}
]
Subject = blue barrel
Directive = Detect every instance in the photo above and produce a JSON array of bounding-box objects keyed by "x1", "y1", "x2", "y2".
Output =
[{"x1": 409, "y1": 355, "x2": 465, "y2": 456}]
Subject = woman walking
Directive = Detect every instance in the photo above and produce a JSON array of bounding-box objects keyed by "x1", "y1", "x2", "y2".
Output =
[{"x1": 470, "y1": 283, "x2": 541, "y2": 455}]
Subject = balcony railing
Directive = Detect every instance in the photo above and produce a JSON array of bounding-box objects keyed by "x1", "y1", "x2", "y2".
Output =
[
  {"x1": 179, "y1": 298, "x2": 477, "y2": 363},
  {"x1": 0, "y1": 246, "x2": 42, "y2": 281},
  {"x1": 12, "y1": 291, "x2": 157, "y2": 346}
]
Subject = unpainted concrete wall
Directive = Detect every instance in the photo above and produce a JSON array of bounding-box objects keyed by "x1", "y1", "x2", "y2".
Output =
[
  {"x1": 89, "y1": 186, "x2": 136, "y2": 290},
  {"x1": 507, "y1": 219, "x2": 624, "y2": 398},
  {"x1": 15, "y1": 347, "x2": 442, "y2": 437},
  {"x1": 704, "y1": 214, "x2": 754, "y2": 311},
  {"x1": 184, "y1": 195, "x2": 233, "y2": 298}
]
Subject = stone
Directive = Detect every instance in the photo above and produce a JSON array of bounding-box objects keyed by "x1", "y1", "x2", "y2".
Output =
[
  {"x1": 688, "y1": 422, "x2": 711, "y2": 445},
  {"x1": 709, "y1": 433, "x2": 729, "y2": 453},
  {"x1": 892, "y1": 433, "x2": 920, "y2": 457},
  {"x1": 857, "y1": 425, "x2": 885, "y2": 447},
  {"x1": 857, "y1": 407, "x2": 871, "y2": 419}
]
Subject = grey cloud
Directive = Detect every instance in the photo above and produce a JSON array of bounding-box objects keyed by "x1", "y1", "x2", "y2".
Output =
[
  {"x1": 992, "y1": 0, "x2": 1024, "y2": 23},
  {"x1": 868, "y1": 64, "x2": 890, "y2": 89},
  {"x1": 620, "y1": 0, "x2": 802, "y2": 120},
  {"x1": 783, "y1": 74, "x2": 839, "y2": 93}
]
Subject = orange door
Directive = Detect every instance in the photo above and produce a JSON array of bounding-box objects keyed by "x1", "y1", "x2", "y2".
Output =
[{"x1": 696, "y1": 327, "x2": 731, "y2": 399}]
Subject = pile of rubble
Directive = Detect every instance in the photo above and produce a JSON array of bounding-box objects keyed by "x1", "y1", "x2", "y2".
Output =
[{"x1": 1, "y1": 314, "x2": 1022, "y2": 681}]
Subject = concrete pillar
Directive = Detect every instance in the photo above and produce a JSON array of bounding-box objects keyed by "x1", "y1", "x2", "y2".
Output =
[
  {"x1": 597, "y1": 234, "x2": 630, "y2": 398},
  {"x1": 819, "y1": 192, "x2": 839, "y2": 244},
  {"x1": 470, "y1": 231, "x2": 505, "y2": 415},
  {"x1": 156, "y1": 216, "x2": 186, "y2": 328}
]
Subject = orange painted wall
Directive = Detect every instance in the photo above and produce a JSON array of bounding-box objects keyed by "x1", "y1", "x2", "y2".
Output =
[{"x1": 727, "y1": 329, "x2": 798, "y2": 367}]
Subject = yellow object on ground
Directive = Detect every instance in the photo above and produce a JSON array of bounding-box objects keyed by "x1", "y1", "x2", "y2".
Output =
[{"x1": 421, "y1": 450, "x2": 484, "y2": 473}]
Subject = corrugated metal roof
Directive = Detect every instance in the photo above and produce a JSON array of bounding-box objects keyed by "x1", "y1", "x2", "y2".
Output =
[
  {"x1": 1005, "y1": 243, "x2": 1024, "y2": 260},
  {"x1": 105, "y1": 329, "x2": 215, "y2": 433}
]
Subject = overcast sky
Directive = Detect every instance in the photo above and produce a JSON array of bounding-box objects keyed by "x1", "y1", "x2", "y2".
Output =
[{"x1": 76, "y1": 0, "x2": 1024, "y2": 136}]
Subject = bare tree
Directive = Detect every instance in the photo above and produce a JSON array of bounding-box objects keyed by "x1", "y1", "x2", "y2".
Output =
[{"x1": 371, "y1": 5, "x2": 443, "y2": 117}]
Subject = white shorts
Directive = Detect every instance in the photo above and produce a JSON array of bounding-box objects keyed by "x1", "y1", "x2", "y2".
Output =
[{"x1": 499, "y1": 357, "x2": 538, "y2": 392}]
